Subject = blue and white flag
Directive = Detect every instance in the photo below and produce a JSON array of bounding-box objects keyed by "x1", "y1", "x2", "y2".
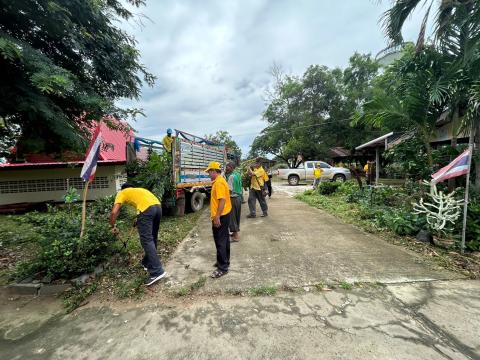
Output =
[
  {"x1": 431, "y1": 148, "x2": 471, "y2": 184},
  {"x1": 80, "y1": 125, "x2": 102, "y2": 182}
]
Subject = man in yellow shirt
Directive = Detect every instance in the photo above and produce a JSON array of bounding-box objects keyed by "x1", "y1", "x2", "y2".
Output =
[
  {"x1": 206, "y1": 161, "x2": 232, "y2": 278},
  {"x1": 162, "y1": 128, "x2": 174, "y2": 153},
  {"x1": 247, "y1": 158, "x2": 268, "y2": 218},
  {"x1": 109, "y1": 183, "x2": 166, "y2": 286},
  {"x1": 313, "y1": 164, "x2": 322, "y2": 189}
]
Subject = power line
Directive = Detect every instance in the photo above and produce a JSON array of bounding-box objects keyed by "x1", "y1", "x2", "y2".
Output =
[{"x1": 230, "y1": 117, "x2": 362, "y2": 138}]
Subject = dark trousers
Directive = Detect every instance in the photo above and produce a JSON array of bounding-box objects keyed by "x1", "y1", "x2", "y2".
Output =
[
  {"x1": 137, "y1": 205, "x2": 164, "y2": 277},
  {"x1": 248, "y1": 189, "x2": 268, "y2": 216},
  {"x1": 212, "y1": 213, "x2": 231, "y2": 272},
  {"x1": 229, "y1": 196, "x2": 242, "y2": 232},
  {"x1": 266, "y1": 178, "x2": 272, "y2": 197}
]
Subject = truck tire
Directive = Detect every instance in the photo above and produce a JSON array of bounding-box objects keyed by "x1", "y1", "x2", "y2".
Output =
[
  {"x1": 288, "y1": 175, "x2": 300, "y2": 186},
  {"x1": 189, "y1": 191, "x2": 205, "y2": 212},
  {"x1": 333, "y1": 174, "x2": 346, "y2": 182}
]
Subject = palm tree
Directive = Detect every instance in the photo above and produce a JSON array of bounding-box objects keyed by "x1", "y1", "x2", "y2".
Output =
[
  {"x1": 382, "y1": 0, "x2": 480, "y2": 186},
  {"x1": 354, "y1": 45, "x2": 449, "y2": 167}
]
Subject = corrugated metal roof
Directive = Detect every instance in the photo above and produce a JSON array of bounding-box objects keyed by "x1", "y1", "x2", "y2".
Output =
[{"x1": 355, "y1": 132, "x2": 394, "y2": 150}]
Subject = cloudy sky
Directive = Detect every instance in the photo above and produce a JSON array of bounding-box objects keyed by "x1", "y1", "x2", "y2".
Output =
[{"x1": 120, "y1": 0, "x2": 427, "y2": 155}]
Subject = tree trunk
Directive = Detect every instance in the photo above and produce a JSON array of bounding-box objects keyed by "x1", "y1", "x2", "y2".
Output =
[
  {"x1": 423, "y1": 129, "x2": 434, "y2": 168},
  {"x1": 475, "y1": 120, "x2": 480, "y2": 190},
  {"x1": 448, "y1": 106, "x2": 459, "y2": 192},
  {"x1": 349, "y1": 166, "x2": 363, "y2": 189}
]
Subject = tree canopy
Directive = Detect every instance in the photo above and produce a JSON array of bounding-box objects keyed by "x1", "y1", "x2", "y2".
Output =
[
  {"x1": 0, "y1": 0, "x2": 154, "y2": 157},
  {"x1": 249, "y1": 53, "x2": 380, "y2": 166},
  {"x1": 205, "y1": 130, "x2": 242, "y2": 158}
]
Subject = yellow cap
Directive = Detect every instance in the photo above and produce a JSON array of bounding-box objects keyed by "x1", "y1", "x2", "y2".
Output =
[{"x1": 205, "y1": 161, "x2": 222, "y2": 172}]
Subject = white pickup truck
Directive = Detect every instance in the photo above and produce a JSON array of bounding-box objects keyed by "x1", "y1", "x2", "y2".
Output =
[{"x1": 278, "y1": 161, "x2": 351, "y2": 186}]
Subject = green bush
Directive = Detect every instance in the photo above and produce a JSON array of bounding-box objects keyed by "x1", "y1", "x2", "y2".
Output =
[
  {"x1": 16, "y1": 200, "x2": 118, "y2": 279},
  {"x1": 465, "y1": 200, "x2": 480, "y2": 251},
  {"x1": 317, "y1": 182, "x2": 342, "y2": 195},
  {"x1": 127, "y1": 152, "x2": 175, "y2": 200},
  {"x1": 337, "y1": 181, "x2": 359, "y2": 196},
  {"x1": 346, "y1": 191, "x2": 366, "y2": 203},
  {"x1": 376, "y1": 210, "x2": 426, "y2": 236}
]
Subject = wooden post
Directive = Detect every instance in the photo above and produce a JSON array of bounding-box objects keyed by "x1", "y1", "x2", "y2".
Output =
[
  {"x1": 375, "y1": 146, "x2": 380, "y2": 185},
  {"x1": 80, "y1": 179, "x2": 91, "y2": 238},
  {"x1": 461, "y1": 126, "x2": 475, "y2": 254}
]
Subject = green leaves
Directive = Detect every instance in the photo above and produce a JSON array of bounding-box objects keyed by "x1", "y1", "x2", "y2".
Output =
[
  {"x1": 251, "y1": 53, "x2": 380, "y2": 162},
  {"x1": 0, "y1": 0, "x2": 154, "y2": 155},
  {"x1": 0, "y1": 37, "x2": 22, "y2": 61},
  {"x1": 127, "y1": 152, "x2": 175, "y2": 200},
  {"x1": 205, "y1": 130, "x2": 242, "y2": 158}
]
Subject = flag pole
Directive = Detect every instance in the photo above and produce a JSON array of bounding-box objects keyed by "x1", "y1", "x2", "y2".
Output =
[
  {"x1": 80, "y1": 179, "x2": 91, "y2": 238},
  {"x1": 460, "y1": 126, "x2": 475, "y2": 254}
]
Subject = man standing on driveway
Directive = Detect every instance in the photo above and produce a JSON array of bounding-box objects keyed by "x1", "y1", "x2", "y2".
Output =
[
  {"x1": 313, "y1": 164, "x2": 322, "y2": 189},
  {"x1": 206, "y1": 161, "x2": 232, "y2": 278},
  {"x1": 109, "y1": 183, "x2": 167, "y2": 286},
  {"x1": 225, "y1": 161, "x2": 242, "y2": 242},
  {"x1": 247, "y1": 158, "x2": 268, "y2": 218}
]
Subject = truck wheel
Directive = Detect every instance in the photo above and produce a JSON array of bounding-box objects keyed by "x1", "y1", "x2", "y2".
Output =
[
  {"x1": 190, "y1": 191, "x2": 205, "y2": 212},
  {"x1": 333, "y1": 174, "x2": 346, "y2": 182},
  {"x1": 288, "y1": 175, "x2": 300, "y2": 186}
]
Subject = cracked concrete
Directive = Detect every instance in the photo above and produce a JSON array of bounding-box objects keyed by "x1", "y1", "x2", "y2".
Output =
[
  {"x1": 162, "y1": 186, "x2": 460, "y2": 294},
  {"x1": 1, "y1": 280, "x2": 479, "y2": 359}
]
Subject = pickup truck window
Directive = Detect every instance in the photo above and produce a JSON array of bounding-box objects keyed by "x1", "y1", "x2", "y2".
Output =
[
  {"x1": 320, "y1": 163, "x2": 330, "y2": 169},
  {"x1": 307, "y1": 163, "x2": 313, "y2": 169}
]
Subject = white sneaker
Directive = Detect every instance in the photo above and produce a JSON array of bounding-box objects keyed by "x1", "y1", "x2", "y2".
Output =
[{"x1": 144, "y1": 272, "x2": 167, "y2": 286}]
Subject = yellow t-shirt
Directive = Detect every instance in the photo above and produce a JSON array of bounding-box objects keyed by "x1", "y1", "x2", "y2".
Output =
[
  {"x1": 210, "y1": 176, "x2": 232, "y2": 219},
  {"x1": 262, "y1": 166, "x2": 269, "y2": 182},
  {"x1": 114, "y1": 188, "x2": 160, "y2": 213},
  {"x1": 250, "y1": 167, "x2": 266, "y2": 190},
  {"x1": 162, "y1": 135, "x2": 174, "y2": 152},
  {"x1": 314, "y1": 168, "x2": 322, "y2": 178},
  {"x1": 364, "y1": 164, "x2": 369, "y2": 173}
]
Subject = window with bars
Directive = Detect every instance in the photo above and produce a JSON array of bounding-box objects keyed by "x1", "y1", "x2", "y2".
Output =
[{"x1": 0, "y1": 176, "x2": 110, "y2": 194}]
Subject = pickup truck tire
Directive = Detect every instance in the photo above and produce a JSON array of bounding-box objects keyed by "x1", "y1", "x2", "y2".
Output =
[
  {"x1": 333, "y1": 174, "x2": 346, "y2": 182},
  {"x1": 189, "y1": 191, "x2": 205, "y2": 212},
  {"x1": 288, "y1": 175, "x2": 300, "y2": 186}
]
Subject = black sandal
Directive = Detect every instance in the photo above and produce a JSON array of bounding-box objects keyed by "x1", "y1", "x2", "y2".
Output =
[{"x1": 211, "y1": 269, "x2": 228, "y2": 278}]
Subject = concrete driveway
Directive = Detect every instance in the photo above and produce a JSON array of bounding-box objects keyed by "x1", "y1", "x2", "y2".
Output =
[{"x1": 163, "y1": 186, "x2": 459, "y2": 294}]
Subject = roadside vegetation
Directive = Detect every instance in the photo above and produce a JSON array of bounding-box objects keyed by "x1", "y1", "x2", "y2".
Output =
[
  {"x1": 0, "y1": 151, "x2": 205, "y2": 311},
  {"x1": 296, "y1": 181, "x2": 480, "y2": 278}
]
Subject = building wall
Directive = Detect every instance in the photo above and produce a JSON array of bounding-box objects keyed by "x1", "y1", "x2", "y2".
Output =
[
  {"x1": 0, "y1": 165, "x2": 127, "y2": 206},
  {"x1": 431, "y1": 121, "x2": 469, "y2": 143}
]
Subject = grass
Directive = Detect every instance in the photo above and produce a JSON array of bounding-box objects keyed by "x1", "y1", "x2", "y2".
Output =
[
  {"x1": 0, "y1": 216, "x2": 42, "y2": 285},
  {"x1": 295, "y1": 191, "x2": 378, "y2": 232},
  {"x1": 296, "y1": 188, "x2": 480, "y2": 279},
  {"x1": 174, "y1": 276, "x2": 207, "y2": 297},
  {"x1": 248, "y1": 285, "x2": 278, "y2": 297},
  {"x1": 0, "y1": 206, "x2": 204, "y2": 312},
  {"x1": 63, "y1": 282, "x2": 98, "y2": 313},
  {"x1": 98, "y1": 209, "x2": 205, "y2": 301},
  {"x1": 339, "y1": 281, "x2": 353, "y2": 290}
]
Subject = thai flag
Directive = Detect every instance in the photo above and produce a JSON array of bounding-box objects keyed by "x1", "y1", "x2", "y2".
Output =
[
  {"x1": 80, "y1": 125, "x2": 102, "y2": 181},
  {"x1": 431, "y1": 148, "x2": 471, "y2": 184}
]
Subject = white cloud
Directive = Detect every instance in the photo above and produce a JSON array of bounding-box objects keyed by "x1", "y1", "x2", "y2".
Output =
[{"x1": 119, "y1": 0, "x2": 427, "y2": 155}]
